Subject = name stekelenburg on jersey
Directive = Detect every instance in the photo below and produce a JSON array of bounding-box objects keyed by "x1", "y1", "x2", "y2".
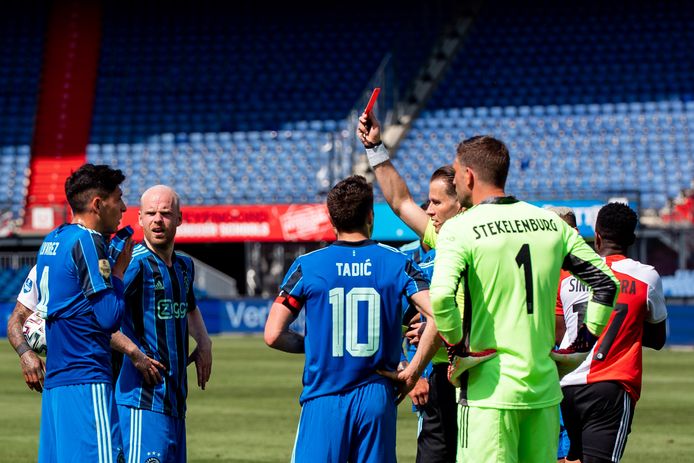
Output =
[{"x1": 472, "y1": 217, "x2": 559, "y2": 240}]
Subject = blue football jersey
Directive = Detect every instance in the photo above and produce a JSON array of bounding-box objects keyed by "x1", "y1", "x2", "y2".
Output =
[
  {"x1": 37, "y1": 224, "x2": 123, "y2": 388},
  {"x1": 403, "y1": 248, "x2": 436, "y2": 377},
  {"x1": 279, "y1": 239, "x2": 429, "y2": 404},
  {"x1": 116, "y1": 244, "x2": 196, "y2": 418}
]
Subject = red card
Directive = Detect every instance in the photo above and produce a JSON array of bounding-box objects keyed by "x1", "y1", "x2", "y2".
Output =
[{"x1": 364, "y1": 88, "x2": 381, "y2": 115}]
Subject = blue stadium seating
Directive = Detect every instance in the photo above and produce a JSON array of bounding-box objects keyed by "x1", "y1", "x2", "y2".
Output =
[
  {"x1": 0, "y1": 2, "x2": 46, "y2": 218},
  {"x1": 0, "y1": 266, "x2": 31, "y2": 301},
  {"x1": 663, "y1": 269, "x2": 694, "y2": 298},
  {"x1": 393, "y1": 0, "x2": 694, "y2": 209},
  {"x1": 87, "y1": 130, "x2": 337, "y2": 205},
  {"x1": 87, "y1": 1, "x2": 452, "y2": 205}
]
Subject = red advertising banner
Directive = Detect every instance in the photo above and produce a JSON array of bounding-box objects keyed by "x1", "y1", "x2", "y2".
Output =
[{"x1": 121, "y1": 204, "x2": 336, "y2": 242}]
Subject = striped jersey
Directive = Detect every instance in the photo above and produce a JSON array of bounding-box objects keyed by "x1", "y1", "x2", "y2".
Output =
[
  {"x1": 555, "y1": 269, "x2": 591, "y2": 348},
  {"x1": 401, "y1": 246, "x2": 449, "y2": 366},
  {"x1": 399, "y1": 242, "x2": 434, "y2": 379},
  {"x1": 561, "y1": 255, "x2": 667, "y2": 401},
  {"x1": 431, "y1": 197, "x2": 619, "y2": 409},
  {"x1": 115, "y1": 243, "x2": 196, "y2": 418},
  {"x1": 37, "y1": 224, "x2": 124, "y2": 388},
  {"x1": 278, "y1": 239, "x2": 429, "y2": 404}
]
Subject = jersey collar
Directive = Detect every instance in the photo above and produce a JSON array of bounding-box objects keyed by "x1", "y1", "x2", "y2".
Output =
[
  {"x1": 142, "y1": 241, "x2": 178, "y2": 266},
  {"x1": 606, "y1": 254, "x2": 627, "y2": 264},
  {"x1": 479, "y1": 195, "x2": 519, "y2": 205},
  {"x1": 333, "y1": 239, "x2": 377, "y2": 247}
]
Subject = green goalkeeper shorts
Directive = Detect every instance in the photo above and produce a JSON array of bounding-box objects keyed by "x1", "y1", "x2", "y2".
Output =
[{"x1": 457, "y1": 404, "x2": 559, "y2": 463}]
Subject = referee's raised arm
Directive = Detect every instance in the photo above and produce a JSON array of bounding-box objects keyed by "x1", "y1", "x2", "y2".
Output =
[{"x1": 357, "y1": 111, "x2": 430, "y2": 237}]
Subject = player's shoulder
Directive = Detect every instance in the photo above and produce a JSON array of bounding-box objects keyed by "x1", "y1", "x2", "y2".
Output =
[
  {"x1": 610, "y1": 257, "x2": 661, "y2": 287},
  {"x1": 130, "y1": 243, "x2": 152, "y2": 262},
  {"x1": 294, "y1": 245, "x2": 333, "y2": 265},
  {"x1": 174, "y1": 250, "x2": 195, "y2": 269},
  {"x1": 376, "y1": 241, "x2": 407, "y2": 256},
  {"x1": 399, "y1": 240, "x2": 420, "y2": 252},
  {"x1": 75, "y1": 224, "x2": 110, "y2": 250}
]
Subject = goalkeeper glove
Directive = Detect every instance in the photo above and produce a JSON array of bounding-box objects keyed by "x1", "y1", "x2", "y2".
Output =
[
  {"x1": 446, "y1": 341, "x2": 497, "y2": 387},
  {"x1": 550, "y1": 323, "x2": 599, "y2": 377}
]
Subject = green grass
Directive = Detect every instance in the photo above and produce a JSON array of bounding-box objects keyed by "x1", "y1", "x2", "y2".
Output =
[{"x1": 1, "y1": 336, "x2": 692, "y2": 462}]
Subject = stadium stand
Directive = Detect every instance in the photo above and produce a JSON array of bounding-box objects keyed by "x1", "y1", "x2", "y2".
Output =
[
  {"x1": 662, "y1": 269, "x2": 694, "y2": 298},
  {"x1": 86, "y1": 0, "x2": 453, "y2": 206},
  {"x1": 392, "y1": 0, "x2": 694, "y2": 210},
  {"x1": 0, "y1": 266, "x2": 32, "y2": 301},
  {"x1": 0, "y1": 2, "x2": 47, "y2": 220}
]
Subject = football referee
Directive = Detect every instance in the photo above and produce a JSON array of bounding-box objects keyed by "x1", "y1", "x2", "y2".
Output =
[{"x1": 429, "y1": 136, "x2": 620, "y2": 462}]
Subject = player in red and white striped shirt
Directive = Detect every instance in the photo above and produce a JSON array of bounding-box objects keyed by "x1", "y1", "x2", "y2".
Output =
[{"x1": 559, "y1": 203, "x2": 668, "y2": 463}]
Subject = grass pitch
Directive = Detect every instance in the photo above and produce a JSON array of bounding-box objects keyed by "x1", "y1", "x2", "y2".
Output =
[{"x1": 1, "y1": 335, "x2": 692, "y2": 462}]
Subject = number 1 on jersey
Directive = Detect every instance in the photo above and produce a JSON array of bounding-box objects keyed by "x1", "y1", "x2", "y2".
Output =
[{"x1": 515, "y1": 244, "x2": 534, "y2": 314}]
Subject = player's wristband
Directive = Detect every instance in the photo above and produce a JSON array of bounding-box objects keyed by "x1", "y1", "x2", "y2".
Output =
[
  {"x1": 16, "y1": 342, "x2": 32, "y2": 358},
  {"x1": 365, "y1": 142, "x2": 389, "y2": 167}
]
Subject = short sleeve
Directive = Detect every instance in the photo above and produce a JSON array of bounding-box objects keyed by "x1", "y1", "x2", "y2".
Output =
[
  {"x1": 72, "y1": 232, "x2": 113, "y2": 298},
  {"x1": 402, "y1": 259, "x2": 429, "y2": 298},
  {"x1": 187, "y1": 259, "x2": 197, "y2": 312},
  {"x1": 645, "y1": 272, "x2": 668, "y2": 323},
  {"x1": 17, "y1": 265, "x2": 38, "y2": 311},
  {"x1": 555, "y1": 273, "x2": 565, "y2": 316},
  {"x1": 279, "y1": 259, "x2": 305, "y2": 299},
  {"x1": 555, "y1": 289, "x2": 564, "y2": 316},
  {"x1": 422, "y1": 219, "x2": 437, "y2": 249}
]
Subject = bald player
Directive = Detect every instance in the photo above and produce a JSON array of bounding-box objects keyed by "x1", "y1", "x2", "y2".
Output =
[{"x1": 111, "y1": 185, "x2": 212, "y2": 463}]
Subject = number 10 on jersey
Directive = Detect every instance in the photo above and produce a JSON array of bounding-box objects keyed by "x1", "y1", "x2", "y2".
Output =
[{"x1": 329, "y1": 287, "x2": 381, "y2": 357}]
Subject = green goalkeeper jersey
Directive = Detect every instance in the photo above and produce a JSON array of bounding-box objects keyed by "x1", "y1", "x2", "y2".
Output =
[
  {"x1": 430, "y1": 197, "x2": 619, "y2": 409},
  {"x1": 421, "y1": 218, "x2": 453, "y2": 365}
]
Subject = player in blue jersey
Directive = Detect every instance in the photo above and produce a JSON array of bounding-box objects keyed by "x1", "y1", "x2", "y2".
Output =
[
  {"x1": 264, "y1": 175, "x2": 441, "y2": 463},
  {"x1": 37, "y1": 164, "x2": 133, "y2": 463},
  {"x1": 360, "y1": 111, "x2": 465, "y2": 463},
  {"x1": 399, "y1": 226, "x2": 434, "y2": 415},
  {"x1": 111, "y1": 185, "x2": 212, "y2": 463}
]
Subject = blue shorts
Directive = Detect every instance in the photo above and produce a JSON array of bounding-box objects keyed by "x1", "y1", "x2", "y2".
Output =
[
  {"x1": 118, "y1": 405, "x2": 186, "y2": 463},
  {"x1": 558, "y1": 408, "x2": 571, "y2": 459},
  {"x1": 39, "y1": 383, "x2": 123, "y2": 463},
  {"x1": 292, "y1": 380, "x2": 397, "y2": 463}
]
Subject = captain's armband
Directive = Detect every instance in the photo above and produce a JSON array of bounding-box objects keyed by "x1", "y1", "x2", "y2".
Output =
[{"x1": 275, "y1": 293, "x2": 304, "y2": 315}]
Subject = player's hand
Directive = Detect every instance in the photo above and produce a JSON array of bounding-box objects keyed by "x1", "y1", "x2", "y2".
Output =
[
  {"x1": 405, "y1": 321, "x2": 426, "y2": 346},
  {"x1": 130, "y1": 349, "x2": 166, "y2": 386},
  {"x1": 188, "y1": 338, "x2": 212, "y2": 390},
  {"x1": 408, "y1": 377, "x2": 429, "y2": 407},
  {"x1": 357, "y1": 111, "x2": 381, "y2": 148},
  {"x1": 112, "y1": 237, "x2": 134, "y2": 280},
  {"x1": 20, "y1": 350, "x2": 45, "y2": 393},
  {"x1": 377, "y1": 367, "x2": 421, "y2": 404}
]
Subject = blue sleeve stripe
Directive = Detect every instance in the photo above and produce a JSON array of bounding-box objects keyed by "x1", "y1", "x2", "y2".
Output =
[
  {"x1": 281, "y1": 263, "x2": 303, "y2": 295},
  {"x1": 167, "y1": 263, "x2": 186, "y2": 414},
  {"x1": 72, "y1": 239, "x2": 98, "y2": 297},
  {"x1": 187, "y1": 259, "x2": 197, "y2": 309},
  {"x1": 404, "y1": 260, "x2": 429, "y2": 296}
]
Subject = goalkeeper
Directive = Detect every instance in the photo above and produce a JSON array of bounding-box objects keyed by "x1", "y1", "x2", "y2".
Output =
[{"x1": 426, "y1": 133, "x2": 617, "y2": 462}]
